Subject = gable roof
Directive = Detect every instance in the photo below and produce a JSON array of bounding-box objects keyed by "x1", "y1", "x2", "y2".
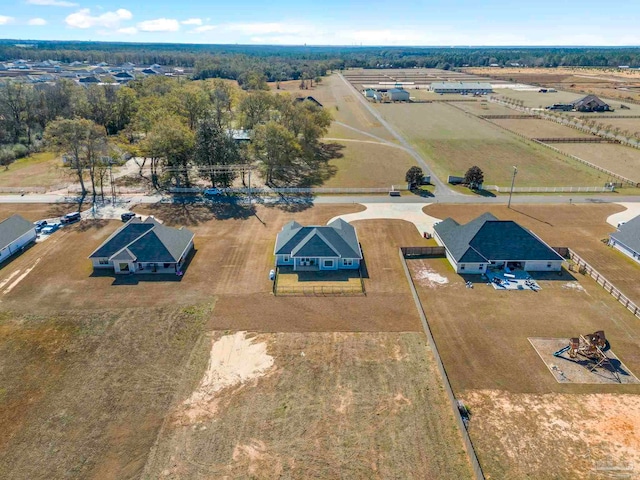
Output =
[
  {"x1": 89, "y1": 217, "x2": 194, "y2": 263},
  {"x1": 610, "y1": 215, "x2": 640, "y2": 254},
  {"x1": 274, "y1": 218, "x2": 361, "y2": 259},
  {"x1": 295, "y1": 96, "x2": 323, "y2": 107},
  {"x1": 0, "y1": 214, "x2": 35, "y2": 250},
  {"x1": 434, "y1": 212, "x2": 563, "y2": 263},
  {"x1": 572, "y1": 94, "x2": 609, "y2": 109}
]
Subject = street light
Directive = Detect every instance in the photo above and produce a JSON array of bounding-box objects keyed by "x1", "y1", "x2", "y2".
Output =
[{"x1": 508, "y1": 166, "x2": 518, "y2": 209}]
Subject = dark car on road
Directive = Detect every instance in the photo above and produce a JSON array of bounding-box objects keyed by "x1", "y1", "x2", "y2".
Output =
[{"x1": 60, "y1": 212, "x2": 81, "y2": 224}]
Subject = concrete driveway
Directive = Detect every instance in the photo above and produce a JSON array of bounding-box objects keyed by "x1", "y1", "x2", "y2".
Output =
[
  {"x1": 329, "y1": 203, "x2": 442, "y2": 237},
  {"x1": 606, "y1": 203, "x2": 640, "y2": 227}
]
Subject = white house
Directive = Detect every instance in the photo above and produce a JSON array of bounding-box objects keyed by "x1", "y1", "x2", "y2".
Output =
[
  {"x1": 609, "y1": 215, "x2": 640, "y2": 264},
  {"x1": 274, "y1": 219, "x2": 362, "y2": 271},
  {"x1": 0, "y1": 214, "x2": 37, "y2": 265},
  {"x1": 89, "y1": 217, "x2": 194, "y2": 274},
  {"x1": 433, "y1": 212, "x2": 563, "y2": 274}
]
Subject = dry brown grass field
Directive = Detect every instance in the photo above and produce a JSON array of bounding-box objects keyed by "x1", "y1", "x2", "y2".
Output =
[
  {"x1": 491, "y1": 118, "x2": 595, "y2": 138},
  {"x1": 374, "y1": 102, "x2": 609, "y2": 186},
  {"x1": 273, "y1": 74, "x2": 423, "y2": 188},
  {"x1": 143, "y1": 331, "x2": 472, "y2": 479},
  {"x1": 600, "y1": 117, "x2": 640, "y2": 132},
  {"x1": 0, "y1": 152, "x2": 69, "y2": 189},
  {"x1": 321, "y1": 141, "x2": 416, "y2": 188},
  {"x1": 0, "y1": 203, "x2": 473, "y2": 479},
  {"x1": 465, "y1": 67, "x2": 640, "y2": 103},
  {"x1": 453, "y1": 100, "x2": 517, "y2": 116},
  {"x1": 413, "y1": 203, "x2": 640, "y2": 478},
  {"x1": 550, "y1": 143, "x2": 640, "y2": 183}
]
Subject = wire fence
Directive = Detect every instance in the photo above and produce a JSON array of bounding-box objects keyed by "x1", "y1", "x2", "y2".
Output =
[
  {"x1": 275, "y1": 285, "x2": 365, "y2": 296},
  {"x1": 398, "y1": 249, "x2": 485, "y2": 480},
  {"x1": 485, "y1": 185, "x2": 614, "y2": 193},
  {"x1": 170, "y1": 186, "x2": 406, "y2": 194}
]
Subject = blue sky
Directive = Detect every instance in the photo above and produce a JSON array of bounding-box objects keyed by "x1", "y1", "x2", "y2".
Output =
[{"x1": 0, "y1": 0, "x2": 639, "y2": 46}]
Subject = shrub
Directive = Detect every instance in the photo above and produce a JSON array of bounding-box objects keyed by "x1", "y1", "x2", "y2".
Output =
[{"x1": 11, "y1": 143, "x2": 29, "y2": 159}]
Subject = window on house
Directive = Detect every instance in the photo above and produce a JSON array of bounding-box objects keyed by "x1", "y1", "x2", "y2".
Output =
[
  {"x1": 284, "y1": 256, "x2": 289, "y2": 262},
  {"x1": 324, "y1": 260, "x2": 333, "y2": 267},
  {"x1": 98, "y1": 258, "x2": 109, "y2": 265},
  {"x1": 547, "y1": 262, "x2": 552, "y2": 268},
  {"x1": 460, "y1": 264, "x2": 465, "y2": 271},
  {"x1": 479, "y1": 264, "x2": 484, "y2": 270},
  {"x1": 343, "y1": 259, "x2": 353, "y2": 266}
]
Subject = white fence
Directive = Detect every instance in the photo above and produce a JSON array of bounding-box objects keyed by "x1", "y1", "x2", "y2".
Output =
[
  {"x1": 169, "y1": 186, "x2": 406, "y2": 194},
  {"x1": 485, "y1": 185, "x2": 614, "y2": 193}
]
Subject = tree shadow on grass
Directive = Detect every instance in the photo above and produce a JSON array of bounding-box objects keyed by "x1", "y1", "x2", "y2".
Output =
[
  {"x1": 409, "y1": 187, "x2": 435, "y2": 198},
  {"x1": 141, "y1": 199, "x2": 257, "y2": 226},
  {"x1": 269, "y1": 142, "x2": 343, "y2": 188},
  {"x1": 470, "y1": 188, "x2": 496, "y2": 197}
]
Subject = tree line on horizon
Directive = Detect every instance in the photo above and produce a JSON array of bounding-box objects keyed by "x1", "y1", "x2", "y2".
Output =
[{"x1": 2, "y1": 42, "x2": 640, "y2": 80}]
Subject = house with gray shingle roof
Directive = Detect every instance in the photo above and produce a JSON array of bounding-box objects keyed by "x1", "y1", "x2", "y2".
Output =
[
  {"x1": 274, "y1": 219, "x2": 362, "y2": 271},
  {"x1": 0, "y1": 214, "x2": 37, "y2": 265},
  {"x1": 609, "y1": 215, "x2": 640, "y2": 264},
  {"x1": 433, "y1": 212, "x2": 563, "y2": 274},
  {"x1": 88, "y1": 217, "x2": 194, "y2": 274}
]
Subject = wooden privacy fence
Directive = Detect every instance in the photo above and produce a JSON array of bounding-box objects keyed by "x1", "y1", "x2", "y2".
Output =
[
  {"x1": 398, "y1": 249, "x2": 485, "y2": 479},
  {"x1": 400, "y1": 246, "x2": 446, "y2": 257},
  {"x1": 567, "y1": 248, "x2": 640, "y2": 319}
]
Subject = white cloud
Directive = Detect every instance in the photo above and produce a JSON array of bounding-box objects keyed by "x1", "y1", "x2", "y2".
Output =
[
  {"x1": 190, "y1": 25, "x2": 215, "y2": 34},
  {"x1": 27, "y1": 18, "x2": 48, "y2": 26},
  {"x1": 65, "y1": 8, "x2": 132, "y2": 29},
  {"x1": 181, "y1": 18, "x2": 202, "y2": 25},
  {"x1": 27, "y1": 0, "x2": 78, "y2": 6},
  {"x1": 0, "y1": 16, "x2": 15, "y2": 25},
  {"x1": 137, "y1": 18, "x2": 180, "y2": 32},
  {"x1": 118, "y1": 26, "x2": 137, "y2": 35}
]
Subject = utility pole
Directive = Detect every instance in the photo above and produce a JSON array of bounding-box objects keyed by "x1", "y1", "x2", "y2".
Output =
[{"x1": 508, "y1": 166, "x2": 518, "y2": 209}]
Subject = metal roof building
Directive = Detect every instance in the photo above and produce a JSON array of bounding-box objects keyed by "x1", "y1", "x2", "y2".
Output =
[{"x1": 430, "y1": 82, "x2": 493, "y2": 94}]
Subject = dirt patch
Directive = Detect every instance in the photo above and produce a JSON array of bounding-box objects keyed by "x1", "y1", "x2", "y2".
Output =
[
  {"x1": 143, "y1": 332, "x2": 473, "y2": 479},
  {"x1": 411, "y1": 260, "x2": 450, "y2": 288},
  {"x1": 179, "y1": 332, "x2": 275, "y2": 423},
  {"x1": 463, "y1": 390, "x2": 640, "y2": 479}
]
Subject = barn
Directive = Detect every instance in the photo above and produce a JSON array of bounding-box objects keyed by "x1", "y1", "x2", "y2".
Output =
[
  {"x1": 609, "y1": 215, "x2": 640, "y2": 264},
  {"x1": 386, "y1": 88, "x2": 410, "y2": 101},
  {"x1": 0, "y1": 214, "x2": 37, "y2": 265},
  {"x1": 433, "y1": 213, "x2": 563, "y2": 274}
]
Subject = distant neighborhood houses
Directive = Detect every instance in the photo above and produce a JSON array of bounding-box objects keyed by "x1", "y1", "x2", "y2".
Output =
[{"x1": 0, "y1": 58, "x2": 190, "y2": 86}]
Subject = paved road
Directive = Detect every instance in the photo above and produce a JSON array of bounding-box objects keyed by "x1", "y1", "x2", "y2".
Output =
[
  {"x1": 336, "y1": 72, "x2": 455, "y2": 196},
  {"x1": 4, "y1": 192, "x2": 638, "y2": 207}
]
